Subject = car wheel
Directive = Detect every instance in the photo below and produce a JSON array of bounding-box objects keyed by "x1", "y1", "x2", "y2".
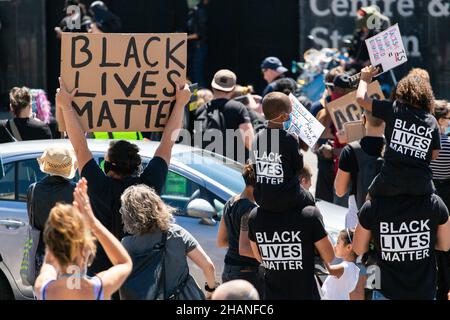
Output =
[{"x1": 0, "y1": 272, "x2": 14, "y2": 300}]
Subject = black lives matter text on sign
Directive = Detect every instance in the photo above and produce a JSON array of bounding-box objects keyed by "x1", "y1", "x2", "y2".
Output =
[{"x1": 58, "y1": 33, "x2": 187, "y2": 132}]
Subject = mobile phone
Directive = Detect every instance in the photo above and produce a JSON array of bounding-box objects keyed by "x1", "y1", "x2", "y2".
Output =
[
  {"x1": 189, "y1": 83, "x2": 199, "y2": 93},
  {"x1": 344, "y1": 120, "x2": 365, "y2": 143}
]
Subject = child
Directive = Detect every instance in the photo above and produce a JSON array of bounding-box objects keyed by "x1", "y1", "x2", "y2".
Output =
[
  {"x1": 299, "y1": 164, "x2": 313, "y2": 192},
  {"x1": 322, "y1": 229, "x2": 364, "y2": 300},
  {"x1": 251, "y1": 92, "x2": 314, "y2": 212},
  {"x1": 356, "y1": 66, "x2": 441, "y2": 197}
]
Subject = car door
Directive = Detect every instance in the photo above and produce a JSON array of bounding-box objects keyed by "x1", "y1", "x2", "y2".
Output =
[
  {"x1": 0, "y1": 156, "x2": 46, "y2": 298},
  {"x1": 160, "y1": 168, "x2": 227, "y2": 284}
]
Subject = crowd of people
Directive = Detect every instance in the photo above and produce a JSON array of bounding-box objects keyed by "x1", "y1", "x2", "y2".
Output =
[{"x1": 0, "y1": 2, "x2": 449, "y2": 302}]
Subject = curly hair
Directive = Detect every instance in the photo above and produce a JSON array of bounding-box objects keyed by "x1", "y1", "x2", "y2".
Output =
[
  {"x1": 394, "y1": 75, "x2": 435, "y2": 113},
  {"x1": 120, "y1": 185, "x2": 175, "y2": 235},
  {"x1": 9, "y1": 87, "x2": 31, "y2": 117},
  {"x1": 107, "y1": 140, "x2": 142, "y2": 176},
  {"x1": 43, "y1": 204, "x2": 96, "y2": 270}
]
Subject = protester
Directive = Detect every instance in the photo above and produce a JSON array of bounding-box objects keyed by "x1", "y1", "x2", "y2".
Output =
[
  {"x1": 34, "y1": 179, "x2": 132, "y2": 300},
  {"x1": 194, "y1": 70, "x2": 254, "y2": 163},
  {"x1": 354, "y1": 193, "x2": 450, "y2": 300},
  {"x1": 30, "y1": 89, "x2": 61, "y2": 139},
  {"x1": 212, "y1": 280, "x2": 259, "y2": 300},
  {"x1": 335, "y1": 110, "x2": 385, "y2": 229},
  {"x1": 261, "y1": 57, "x2": 297, "y2": 98},
  {"x1": 430, "y1": 99, "x2": 450, "y2": 300},
  {"x1": 312, "y1": 67, "x2": 345, "y2": 202},
  {"x1": 4, "y1": 87, "x2": 52, "y2": 141},
  {"x1": 431, "y1": 100, "x2": 450, "y2": 206},
  {"x1": 247, "y1": 204, "x2": 335, "y2": 300},
  {"x1": 88, "y1": 1, "x2": 122, "y2": 33},
  {"x1": 356, "y1": 66, "x2": 441, "y2": 198},
  {"x1": 316, "y1": 73, "x2": 355, "y2": 207},
  {"x1": 26, "y1": 147, "x2": 77, "y2": 281},
  {"x1": 187, "y1": 0, "x2": 209, "y2": 88},
  {"x1": 251, "y1": 92, "x2": 314, "y2": 213},
  {"x1": 55, "y1": 0, "x2": 92, "y2": 38},
  {"x1": 232, "y1": 85, "x2": 265, "y2": 132},
  {"x1": 322, "y1": 229, "x2": 365, "y2": 300},
  {"x1": 216, "y1": 163, "x2": 261, "y2": 292},
  {"x1": 56, "y1": 77, "x2": 191, "y2": 274},
  {"x1": 119, "y1": 185, "x2": 217, "y2": 300},
  {"x1": 299, "y1": 165, "x2": 313, "y2": 192},
  {"x1": 347, "y1": 6, "x2": 390, "y2": 72}
]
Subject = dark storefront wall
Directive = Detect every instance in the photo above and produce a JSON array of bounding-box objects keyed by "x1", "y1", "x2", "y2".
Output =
[{"x1": 0, "y1": 0, "x2": 47, "y2": 111}]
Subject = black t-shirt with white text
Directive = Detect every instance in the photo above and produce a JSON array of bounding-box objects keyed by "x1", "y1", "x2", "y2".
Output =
[
  {"x1": 248, "y1": 206, "x2": 328, "y2": 300},
  {"x1": 251, "y1": 128, "x2": 305, "y2": 212},
  {"x1": 372, "y1": 100, "x2": 441, "y2": 181},
  {"x1": 358, "y1": 194, "x2": 449, "y2": 299}
]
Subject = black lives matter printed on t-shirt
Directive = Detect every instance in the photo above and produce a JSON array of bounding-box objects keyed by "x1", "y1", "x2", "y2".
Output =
[
  {"x1": 248, "y1": 206, "x2": 328, "y2": 300},
  {"x1": 358, "y1": 194, "x2": 449, "y2": 299},
  {"x1": 251, "y1": 128, "x2": 304, "y2": 212},
  {"x1": 372, "y1": 100, "x2": 441, "y2": 180}
]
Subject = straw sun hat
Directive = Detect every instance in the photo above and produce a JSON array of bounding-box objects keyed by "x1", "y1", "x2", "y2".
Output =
[{"x1": 37, "y1": 147, "x2": 77, "y2": 180}]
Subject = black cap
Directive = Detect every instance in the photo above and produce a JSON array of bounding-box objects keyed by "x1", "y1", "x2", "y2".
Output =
[{"x1": 333, "y1": 74, "x2": 354, "y2": 89}]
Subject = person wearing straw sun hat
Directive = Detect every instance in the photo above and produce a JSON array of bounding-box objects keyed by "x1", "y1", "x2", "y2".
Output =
[
  {"x1": 37, "y1": 147, "x2": 78, "y2": 180},
  {"x1": 26, "y1": 147, "x2": 77, "y2": 278}
]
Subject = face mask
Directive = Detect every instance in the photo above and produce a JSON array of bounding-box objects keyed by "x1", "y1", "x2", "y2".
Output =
[
  {"x1": 103, "y1": 161, "x2": 114, "y2": 175},
  {"x1": 283, "y1": 114, "x2": 292, "y2": 131},
  {"x1": 331, "y1": 92, "x2": 345, "y2": 101}
]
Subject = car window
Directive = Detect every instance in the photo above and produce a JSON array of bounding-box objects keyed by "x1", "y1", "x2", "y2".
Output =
[
  {"x1": 161, "y1": 171, "x2": 201, "y2": 214},
  {"x1": 18, "y1": 159, "x2": 47, "y2": 201},
  {"x1": 0, "y1": 162, "x2": 15, "y2": 200}
]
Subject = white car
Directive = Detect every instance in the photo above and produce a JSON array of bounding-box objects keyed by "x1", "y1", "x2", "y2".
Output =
[{"x1": 0, "y1": 140, "x2": 346, "y2": 300}]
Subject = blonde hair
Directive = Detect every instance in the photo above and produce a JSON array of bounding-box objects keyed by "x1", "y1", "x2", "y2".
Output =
[
  {"x1": 43, "y1": 204, "x2": 96, "y2": 269},
  {"x1": 120, "y1": 185, "x2": 175, "y2": 235}
]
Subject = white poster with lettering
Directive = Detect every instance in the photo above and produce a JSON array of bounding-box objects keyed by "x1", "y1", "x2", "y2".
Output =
[
  {"x1": 365, "y1": 24, "x2": 408, "y2": 74},
  {"x1": 287, "y1": 94, "x2": 325, "y2": 149}
]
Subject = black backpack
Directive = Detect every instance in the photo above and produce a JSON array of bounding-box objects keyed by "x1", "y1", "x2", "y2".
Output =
[
  {"x1": 197, "y1": 101, "x2": 226, "y2": 132},
  {"x1": 195, "y1": 101, "x2": 226, "y2": 149},
  {"x1": 349, "y1": 141, "x2": 384, "y2": 209},
  {"x1": 120, "y1": 233, "x2": 168, "y2": 300}
]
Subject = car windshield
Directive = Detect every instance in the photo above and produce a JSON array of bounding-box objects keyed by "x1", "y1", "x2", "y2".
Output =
[{"x1": 173, "y1": 150, "x2": 245, "y2": 195}]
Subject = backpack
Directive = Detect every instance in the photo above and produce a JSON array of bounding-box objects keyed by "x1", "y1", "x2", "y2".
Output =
[
  {"x1": 196, "y1": 101, "x2": 226, "y2": 132},
  {"x1": 349, "y1": 141, "x2": 384, "y2": 210},
  {"x1": 120, "y1": 233, "x2": 168, "y2": 300},
  {"x1": 20, "y1": 183, "x2": 41, "y2": 286}
]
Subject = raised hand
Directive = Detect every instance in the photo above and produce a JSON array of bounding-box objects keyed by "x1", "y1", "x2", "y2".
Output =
[
  {"x1": 73, "y1": 178, "x2": 97, "y2": 228},
  {"x1": 56, "y1": 77, "x2": 77, "y2": 110},
  {"x1": 360, "y1": 65, "x2": 379, "y2": 83},
  {"x1": 175, "y1": 82, "x2": 192, "y2": 107}
]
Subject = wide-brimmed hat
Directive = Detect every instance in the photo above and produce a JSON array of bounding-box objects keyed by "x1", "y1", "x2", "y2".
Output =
[{"x1": 37, "y1": 147, "x2": 77, "y2": 179}]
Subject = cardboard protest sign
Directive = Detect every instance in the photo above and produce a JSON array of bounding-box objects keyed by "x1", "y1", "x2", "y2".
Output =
[
  {"x1": 287, "y1": 94, "x2": 325, "y2": 149},
  {"x1": 365, "y1": 24, "x2": 407, "y2": 74},
  {"x1": 58, "y1": 33, "x2": 187, "y2": 132},
  {"x1": 326, "y1": 81, "x2": 385, "y2": 134}
]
